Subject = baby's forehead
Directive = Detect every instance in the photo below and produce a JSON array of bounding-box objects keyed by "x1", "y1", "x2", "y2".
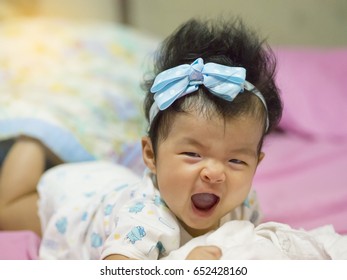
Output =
[
  {"x1": 171, "y1": 108, "x2": 258, "y2": 126},
  {"x1": 161, "y1": 111, "x2": 263, "y2": 155},
  {"x1": 153, "y1": 93, "x2": 267, "y2": 148},
  {"x1": 170, "y1": 110, "x2": 263, "y2": 137}
]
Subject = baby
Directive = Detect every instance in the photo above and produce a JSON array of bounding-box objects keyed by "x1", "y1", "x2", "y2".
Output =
[{"x1": 0, "y1": 17, "x2": 282, "y2": 259}]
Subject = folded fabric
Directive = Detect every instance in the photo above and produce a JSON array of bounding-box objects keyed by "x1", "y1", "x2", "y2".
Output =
[{"x1": 162, "y1": 220, "x2": 347, "y2": 260}]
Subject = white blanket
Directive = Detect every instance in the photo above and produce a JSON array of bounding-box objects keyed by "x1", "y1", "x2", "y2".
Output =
[{"x1": 162, "y1": 221, "x2": 347, "y2": 260}]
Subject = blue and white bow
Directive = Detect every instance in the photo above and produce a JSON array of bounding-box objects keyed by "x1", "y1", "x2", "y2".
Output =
[
  {"x1": 149, "y1": 58, "x2": 269, "y2": 130},
  {"x1": 150, "y1": 58, "x2": 247, "y2": 110}
]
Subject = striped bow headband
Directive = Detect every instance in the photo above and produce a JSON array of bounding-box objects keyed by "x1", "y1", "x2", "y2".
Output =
[{"x1": 149, "y1": 58, "x2": 269, "y2": 131}]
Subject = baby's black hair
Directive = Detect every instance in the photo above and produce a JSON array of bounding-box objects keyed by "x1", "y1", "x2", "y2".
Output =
[{"x1": 143, "y1": 17, "x2": 282, "y2": 155}]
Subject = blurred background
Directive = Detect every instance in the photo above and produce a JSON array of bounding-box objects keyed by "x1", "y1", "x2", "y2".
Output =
[{"x1": 1, "y1": 0, "x2": 346, "y2": 46}]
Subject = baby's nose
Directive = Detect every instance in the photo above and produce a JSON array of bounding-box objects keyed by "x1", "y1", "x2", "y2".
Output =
[{"x1": 200, "y1": 161, "x2": 226, "y2": 184}]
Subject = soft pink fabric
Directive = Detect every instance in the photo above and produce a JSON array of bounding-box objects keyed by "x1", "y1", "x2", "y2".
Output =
[
  {"x1": 0, "y1": 231, "x2": 40, "y2": 260},
  {"x1": 275, "y1": 48, "x2": 347, "y2": 140},
  {"x1": 254, "y1": 132, "x2": 347, "y2": 234},
  {"x1": 255, "y1": 48, "x2": 347, "y2": 234}
]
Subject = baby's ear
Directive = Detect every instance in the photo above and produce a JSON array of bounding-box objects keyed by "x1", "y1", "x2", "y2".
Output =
[{"x1": 141, "y1": 137, "x2": 156, "y2": 173}]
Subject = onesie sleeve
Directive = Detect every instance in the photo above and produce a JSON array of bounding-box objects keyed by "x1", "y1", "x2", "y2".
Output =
[{"x1": 100, "y1": 198, "x2": 180, "y2": 260}]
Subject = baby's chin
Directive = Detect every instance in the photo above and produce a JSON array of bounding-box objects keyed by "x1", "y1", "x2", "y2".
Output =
[{"x1": 179, "y1": 217, "x2": 220, "y2": 237}]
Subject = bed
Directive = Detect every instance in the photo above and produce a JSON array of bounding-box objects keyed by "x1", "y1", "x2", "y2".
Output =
[{"x1": 0, "y1": 18, "x2": 346, "y2": 259}]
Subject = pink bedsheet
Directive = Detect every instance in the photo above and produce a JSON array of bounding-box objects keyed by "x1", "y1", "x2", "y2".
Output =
[
  {"x1": 254, "y1": 132, "x2": 347, "y2": 234},
  {"x1": 274, "y1": 48, "x2": 347, "y2": 140},
  {"x1": 253, "y1": 48, "x2": 347, "y2": 234},
  {"x1": 0, "y1": 231, "x2": 40, "y2": 260}
]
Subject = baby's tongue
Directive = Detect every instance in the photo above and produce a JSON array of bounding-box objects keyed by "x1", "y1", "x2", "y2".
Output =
[{"x1": 191, "y1": 193, "x2": 219, "y2": 210}]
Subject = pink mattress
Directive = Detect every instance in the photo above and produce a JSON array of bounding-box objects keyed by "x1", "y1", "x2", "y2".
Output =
[
  {"x1": 0, "y1": 231, "x2": 40, "y2": 260},
  {"x1": 0, "y1": 46, "x2": 346, "y2": 259},
  {"x1": 254, "y1": 132, "x2": 347, "y2": 234},
  {"x1": 253, "y1": 48, "x2": 347, "y2": 234}
]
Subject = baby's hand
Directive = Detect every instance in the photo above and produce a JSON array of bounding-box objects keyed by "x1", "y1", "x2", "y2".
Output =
[{"x1": 186, "y1": 246, "x2": 222, "y2": 260}]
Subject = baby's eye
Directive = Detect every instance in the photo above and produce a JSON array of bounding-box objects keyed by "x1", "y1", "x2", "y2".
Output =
[
  {"x1": 229, "y1": 159, "x2": 245, "y2": 165},
  {"x1": 183, "y1": 152, "x2": 201, "y2": 158}
]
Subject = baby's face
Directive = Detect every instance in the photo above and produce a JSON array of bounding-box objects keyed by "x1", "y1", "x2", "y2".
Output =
[{"x1": 145, "y1": 111, "x2": 264, "y2": 237}]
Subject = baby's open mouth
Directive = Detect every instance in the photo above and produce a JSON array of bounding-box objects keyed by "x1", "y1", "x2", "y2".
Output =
[{"x1": 191, "y1": 193, "x2": 220, "y2": 211}]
